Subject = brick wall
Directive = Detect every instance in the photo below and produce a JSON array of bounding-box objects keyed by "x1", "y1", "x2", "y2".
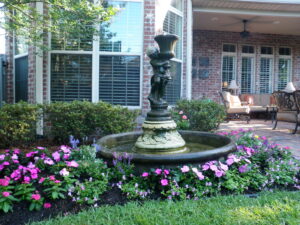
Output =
[
  {"x1": 192, "y1": 30, "x2": 300, "y2": 103},
  {"x1": 5, "y1": 34, "x2": 13, "y2": 103}
]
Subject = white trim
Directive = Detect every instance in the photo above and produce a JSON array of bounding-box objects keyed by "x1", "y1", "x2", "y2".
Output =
[
  {"x1": 14, "y1": 53, "x2": 28, "y2": 59},
  {"x1": 92, "y1": 20, "x2": 100, "y2": 103},
  {"x1": 169, "y1": 5, "x2": 183, "y2": 17},
  {"x1": 193, "y1": 7, "x2": 300, "y2": 18},
  {"x1": 12, "y1": 34, "x2": 16, "y2": 103},
  {"x1": 221, "y1": 43, "x2": 238, "y2": 88},
  {"x1": 186, "y1": 0, "x2": 193, "y2": 100}
]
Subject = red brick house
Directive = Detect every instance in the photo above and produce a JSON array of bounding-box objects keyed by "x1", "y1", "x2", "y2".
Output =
[{"x1": 3, "y1": 0, "x2": 300, "y2": 111}]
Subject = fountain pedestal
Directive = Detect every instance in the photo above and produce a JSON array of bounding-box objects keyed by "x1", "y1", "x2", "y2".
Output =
[{"x1": 135, "y1": 120, "x2": 186, "y2": 154}]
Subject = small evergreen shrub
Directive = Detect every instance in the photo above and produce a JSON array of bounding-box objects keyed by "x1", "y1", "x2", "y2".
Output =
[
  {"x1": 43, "y1": 101, "x2": 139, "y2": 143},
  {"x1": 171, "y1": 99, "x2": 226, "y2": 131},
  {"x1": 0, "y1": 102, "x2": 40, "y2": 148}
]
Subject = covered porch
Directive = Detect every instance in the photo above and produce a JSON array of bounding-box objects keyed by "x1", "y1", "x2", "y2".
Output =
[{"x1": 191, "y1": 0, "x2": 300, "y2": 105}]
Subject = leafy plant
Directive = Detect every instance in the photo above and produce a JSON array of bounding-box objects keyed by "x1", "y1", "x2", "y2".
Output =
[{"x1": 171, "y1": 99, "x2": 226, "y2": 131}]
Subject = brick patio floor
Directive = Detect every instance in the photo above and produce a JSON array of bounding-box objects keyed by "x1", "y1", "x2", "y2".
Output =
[{"x1": 218, "y1": 119, "x2": 300, "y2": 158}]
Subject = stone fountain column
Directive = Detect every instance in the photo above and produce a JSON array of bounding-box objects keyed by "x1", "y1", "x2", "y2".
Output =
[{"x1": 135, "y1": 34, "x2": 186, "y2": 153}]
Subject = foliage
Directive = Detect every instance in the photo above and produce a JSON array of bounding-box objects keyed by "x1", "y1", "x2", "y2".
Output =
[
  {"x1": 0, "y1": 102, "x2": 40, "y2": 148},
  {"x1": 31, "y1": 191, "x2": 300, "y2": 225},
  {"x1": 171, "y1": 99, "x2": 226, "y2": 131},
  {"x1": 1, "y1": 0, "x2": 117, "y2": 51},
  {"x1": 43, "y1": 101, "x2": 139, "y2": 143}
]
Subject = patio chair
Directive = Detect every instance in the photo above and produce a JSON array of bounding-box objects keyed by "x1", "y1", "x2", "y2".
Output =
[
  {"x1": 219, "y1": 91, "x2": 250, "y2": 123},
  {"x1": 272, "y1": 91, "x2": 299, "y2": 134}
]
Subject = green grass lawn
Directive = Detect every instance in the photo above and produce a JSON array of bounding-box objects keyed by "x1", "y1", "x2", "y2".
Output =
[{"x1": 30, "y1": 191, "x2": 300, "y2": 225}]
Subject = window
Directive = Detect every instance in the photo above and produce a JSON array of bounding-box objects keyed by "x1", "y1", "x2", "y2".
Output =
[
  {"x1": 261, "y1": 46, "x2": 273, "y2": 55},
  {"x1": 277, "y1": 47, "x2": 292, "y2": 91},
  {"x1": 242, "y1": 45, "x2": 254, "y2": 54},
  {"x1": 163, "y1": 0, "x2": 183, "y2": 104},
  {"x1": 259, "y1": 58, "x2": 273, "y2": 94},
  {"x1": 50, "y1": 1, "x2": 143, "y2": 106},
  {"x1": 279, "y1": 47, "x2": 291, "y2": 56},
  {"x1": 99, "y1": 55, "x2": 140, "y2": 106},
  {"x1": 241, "y1": 57, "x2": 254, "y2": 94},
  {"x1": 222, "y1": 44, "x2": 236, "y2": 89},
  {"x1": 51, "y1": 54, "x2": 92, "y2": 101}
]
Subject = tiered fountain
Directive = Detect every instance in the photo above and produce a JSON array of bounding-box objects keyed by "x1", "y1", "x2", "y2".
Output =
[{"x1": 98, "y1": 34, "x2": 236, "y2": 172}]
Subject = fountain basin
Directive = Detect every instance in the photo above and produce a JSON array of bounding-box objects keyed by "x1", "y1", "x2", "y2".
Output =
[{"x1": 98, "y1": 130, "x2": 236, "y2": 173}]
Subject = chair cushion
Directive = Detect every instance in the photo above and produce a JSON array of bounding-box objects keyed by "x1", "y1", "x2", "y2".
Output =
[
  {"x1": 230, "y1": 95, "x2": 242, "y2": 107},
  {"x1": 277, "y1": 112, "x2": 299, "y2": 122},
  {"x1": 250, "y1": 106, "x2": 267, "y2": 112},
  {"x1": 227, "y1": 106, "x2": 250, "y2": 114}
]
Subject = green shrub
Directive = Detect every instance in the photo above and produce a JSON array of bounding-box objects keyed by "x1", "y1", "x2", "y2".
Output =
[
  {"x1": 171, "y1": 99, "x2": 226, "y2": 131},
  {"x1": 43, "y1": 101, "x2": 139, "y2": 143},
  {"x1": 0, "y1": 102, "x2": 39, "y2": 148}
]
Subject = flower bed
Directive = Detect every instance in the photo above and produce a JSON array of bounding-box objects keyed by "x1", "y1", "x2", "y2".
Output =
[{"x1": 0, "y1": 129, "x2": 299, "y2": 225}]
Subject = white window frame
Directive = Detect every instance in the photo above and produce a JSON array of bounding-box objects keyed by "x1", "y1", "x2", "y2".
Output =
[
  {"x1": 259, "y1": 46, "x2": 274, "y2": 94},
  {"x1": 277, "y1": 46, "x2": 292, "y2": 91},
  {"x1": 48, "y1": 0, "x2": 144, "y2": 109},
  {"x1": 241, "y1": 45, "x2": 255, "y2": 94},
  {"x1": 221, "y1": 43, "x2": 237, "y2": 89}
]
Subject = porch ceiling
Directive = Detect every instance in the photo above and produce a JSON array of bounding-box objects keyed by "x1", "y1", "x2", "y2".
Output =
[{"x1": 193, "y1": 0, "x2": 300, "y2": 36}]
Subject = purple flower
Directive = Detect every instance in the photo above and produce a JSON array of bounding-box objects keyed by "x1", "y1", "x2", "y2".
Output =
[
  {"x1": 238, "y1": 164, "x2": 249, "y2": 173},
  {"x1": 215, "y1": 170, "x2": 224, "y2": 178},
  {"x1": 202, "y1": 164, "x2": 210, "y2": 171},
  {"x1": 181, "y1": 165, "x2": 190, "y2": 173},
  {"x1": 164, "y1": 169, "x2": 170, "y2": 175},
  {"x1": 209, "y1": 164, "x2": 218, "y2": 171},
  {"x1": 37, "y1": 146, "x2": 45, "y2": 150},
  {"x1": 69, "y1": 135, "x2": 79, "y2": 149},
  {"x1": 26, "y1": 151, "x2": 38, "y2": 158},
  {"x1": 44, "y1": 158, "x2": 54, "y2": 165},
  {"x1": 60, "y1": 168, "x2": 69, "y2": 176},
  {"x1": 66, "y1": 160, "x2": 79, "y2": 168},
  {"x1": 219, "y1": 162, "x2": 228, "y2": 171},
  {"x1": 0, "y1": 154, "x2": 5, "y2": 160}
]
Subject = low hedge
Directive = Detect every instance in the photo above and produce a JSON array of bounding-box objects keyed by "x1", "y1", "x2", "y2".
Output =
[
  {"x1": 43, "y1": 101, "x2": 139, "y2": 143},
  {"x1": 0, "y1": 101, "x2": 139, "y2": 147},
  {"x1": 171, "y1": 99, "x2": 226, "y2": 131},
  {"x1": 0, "y1": 102, "x2": 39, "y2": 148}
]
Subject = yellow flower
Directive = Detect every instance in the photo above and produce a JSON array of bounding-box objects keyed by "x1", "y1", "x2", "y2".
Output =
[{"x1": 254, "y1": 135, "x2": 259, "y2": 139}]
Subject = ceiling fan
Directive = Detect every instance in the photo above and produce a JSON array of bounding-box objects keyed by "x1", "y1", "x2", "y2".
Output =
[{"x1": 240, "y1": 19, "x2": 250, "y2": 38}]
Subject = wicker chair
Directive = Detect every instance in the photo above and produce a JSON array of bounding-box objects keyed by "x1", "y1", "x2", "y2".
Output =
[
  {"x1": 219, "y1": 91, "x2": 250, "y2": 123},
  {"x1": 272, "y1": 91, "x2": 299, "y2": 134}
]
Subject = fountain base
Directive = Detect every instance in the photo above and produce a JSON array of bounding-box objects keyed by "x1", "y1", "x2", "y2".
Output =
[{"x1": 134, "y1": 120, "x2": 186, "y2": 154}]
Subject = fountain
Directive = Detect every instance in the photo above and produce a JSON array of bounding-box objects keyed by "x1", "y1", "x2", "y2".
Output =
[{"x1": 98, "y1": 34, "x2": 236, "y2": 172}]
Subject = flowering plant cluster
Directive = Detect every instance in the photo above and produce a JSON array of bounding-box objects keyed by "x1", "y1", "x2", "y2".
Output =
[
  {"x1": 0, "y1": 143, "x2": 109, "y2": 213},
  {"x1": 115, "y1": 129, "x2": 300, "y2": 200},
  {"x1": 171, "y1": 110, "x2": 190, "y2": 130}
]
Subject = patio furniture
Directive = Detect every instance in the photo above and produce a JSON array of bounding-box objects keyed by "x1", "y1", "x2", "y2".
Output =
[
  {"x1": 272, "y1": 91, "x2": 299, "y2": 134},
  {"x1": 219, "y1": 91, "x2": 250, "y2": 123},
  {"x1": 265, "y1": 105, "x2": 277, "y2": 123}
]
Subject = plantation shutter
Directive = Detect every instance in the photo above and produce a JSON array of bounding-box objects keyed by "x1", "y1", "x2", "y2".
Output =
[
  {"x1": 165, "y1": 61, "x2": 181, "y2": 105},
  {"x1": 99, "y1": 55, "x2": 140, "y2": 106},
  {"x1": 222, "y1": 56, "x2": 236, "y2": 89},
  {"x1": 259, "y1": 58, "x2": 272, "y2": 94},
  {"x1": 278, "y1": 58, "x2": 291, "y2": 91},
  {"x1": 51, "y1": 54, "x2": 92, "y2": 101},
  {"x1": 241, "y1": 57, "x2": 253, "y2": 94},
  {"x1": 163, "y1": 11, "x2": 182, "y2": 59}
]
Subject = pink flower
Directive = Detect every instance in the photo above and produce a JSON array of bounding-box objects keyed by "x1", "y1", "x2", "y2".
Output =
[
  {"x1": 26, "y1": 151, "x2": 38, "y2": 158},
  {"x1": 44, "y1": 203, "x2": 51, "y2": 208},
  {"x1": 142, "y1": 172, "x2": 149, "y2": 177},
  {"x1": 155, "y1": 168, "x2": 162, "y2": 175},
  {"x1": 31, "y1": 174, "x2": 38, "y2": 179},
  {"x1": 164, "y1": 169, "x2": 169, "y2": 175},
  {"x1": 284, "y1": 146, "x2": 290, "y2": 150},
  {"x1": 181, "y1": 165, "x2": 190, "y2": 173},
  {"x1": 49, "y1": 175, "x2": 56, "y2": 181},
  {"x1": 2, "y1": 161, "x2": 9, "y2": 166},
  {"x1": 11, "y1": 154, "x2": 18, "y2": 160},
  {"x1": 66, "y1": 161, "x2": 79, "y2": 168},
  {"x1": 24, "y1": 176, "x2": 31, "y2": 183},
  {"x1": 179, "y1": 111, "x2": 183, "y2": 115},
  {"x1": 182, "y1": 115, "x2": 188, "y2": 120},
  {"x1": 59, "y1": 168, "x2": 69, "y2": 176},
  {"x1": 13, "y1": 160, "x2": 19, "y2": 164},
  {"x1": 63, "y1": 154, "x2": 70, "y2": 160},
  {"x1": 52, "y1": 152, "x2": 61, "y2": 162},
  {"x1": 44, "y1": 158, "x2": 54, "y2": 165},
  {"x1": 161, "y1": 179, "x2": 168, "y2": 186},
  {"x1": 215, "y1": 170, "x2": 224, "y2": 178},
  {"x1": 37, "y1": 146, "x2": 45, "y2": 150},
  {"x1": 0, "y1": 154, "x2": 5, "y2": 160},
  {"x1": 39, "y1": 177, "x2": 45, "y2": 183},
  {"x1": 54, "y1": 180, "x2": 61, "y2": 183},
  {"x1": 2, "y1": 192, "x2": 10, "y2": 197},
  {"x1": 13, "y1": 149, "x2": 20, "y2": 154},
  {"x1": 196, "y1": 171, "x2": 205, "y2": 180},
  {"x1": 238, "y1": 164, "x2": 249, "y2": 173},
  {"x1": 60, "y1": 145, "x2": 71, "y2": 154},
  {"x1": 0, "y1": 177, "x2": 10, "y2": 186},
  {"x1": 31, "y1": 193, "x2": 41, "y2": 201}
]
